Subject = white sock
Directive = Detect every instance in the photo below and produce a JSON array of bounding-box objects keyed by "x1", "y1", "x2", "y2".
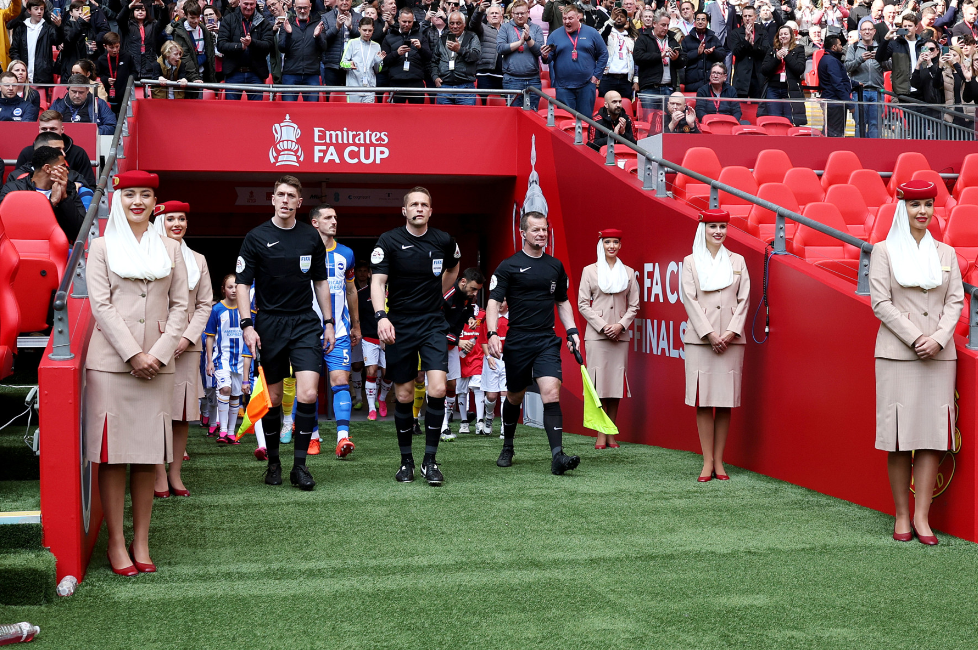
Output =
[
  {"x1": 351, "y1": 371, "x2": 362, "y2": 402},
  {"x1": 282, "y1": 413, "x2": 293, "y2": 431},
  {"x1": 474, "y1": 389, "x2": 485, "y2": 422},
  {"x1": 313, "y1": 429, "x2": 321, "y2": 441},
  {"x1": 485, "y1": 398, "x2": 497, "y2": 425},
  {"x1": 228, "y1": 396, "x2": 240, "y2": 436},
  {"x1": 217, "y1": 394, "x2": 230, "y2": 433},
  {"x1": 337, "y1": 429, "x2": 347, "y2": 443},
  {"x1": 458, "y1": 389, "x2": 468, "y2": 422},
  {"x1": 379, "y1": 379, "x2": 392, "y2": 401},
  {"x1": 443, "y1": 396, "x2": 456, "y2": 429},
  {"x1": 255, "y1": 421, "x2": 266, "y2": 448},
  {"x1": 365, "y1": 376, "x2": 378, "y2": 411}
]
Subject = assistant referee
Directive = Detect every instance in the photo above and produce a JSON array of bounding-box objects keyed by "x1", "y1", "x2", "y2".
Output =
[
  {"x1": 371, "y1": 187, "x2": 461, "y2": 486},
  {"x1": 235, "y1": 176, "x2": 336, "y2": 491},
  {"x1": 486, "y1": 211, "x2": 582, "y2": 475}
]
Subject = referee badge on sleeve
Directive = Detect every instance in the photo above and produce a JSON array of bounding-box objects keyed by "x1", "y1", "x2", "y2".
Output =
[
  {"x1": 371, "y1": 247, "x2": 384, "y2": 264},
  {"x1": 236, "y1": 256, "x2": 246, "y2": 273},
  {"x1": 432, "y1": 259, "x2": 443, "y2": 276},
  {"x1": 454, "y1": 243, "x2": 461, "y2": 259},
  {"x1": 490, "y1": 275, "x2": 497, "y2": 290},
  {"x1": 300, "y1": 255, "x2": 312, "y2": 273},
  {"x1": 550, "y1": 281, "x2": 556, "y2": 294}
]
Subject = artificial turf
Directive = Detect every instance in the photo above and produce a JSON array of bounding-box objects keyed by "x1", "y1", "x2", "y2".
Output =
[{"x1": 2, "y1": 420, "x2": 978, "y2": 648}]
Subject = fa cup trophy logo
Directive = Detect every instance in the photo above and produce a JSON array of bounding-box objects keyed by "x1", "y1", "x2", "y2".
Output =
[{"x1": 270, "y1": 114, "x2": 304, "y2": 166}]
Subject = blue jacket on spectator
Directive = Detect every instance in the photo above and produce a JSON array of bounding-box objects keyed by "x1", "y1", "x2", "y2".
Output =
[
  {"x1": 695, "y1": 82, "x2": 741, "y2": 122},
  {"x1": 817, "y1": 47, "x2": 852, "y2": 101},
  {"x1": 544, "y1": 24, "x2": 608, "y2": 90},
  {"x1": 496, "y1": 20, "x2": 545, "y2": 78},
  {"x1": 0, "y1": 96, "x2": 39, "y2": 122},
  {"x1": 50, "y1": 93, "x2": 118, "y2": 135}
]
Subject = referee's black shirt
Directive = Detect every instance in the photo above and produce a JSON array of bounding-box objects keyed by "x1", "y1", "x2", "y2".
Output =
[
  {"x1": 357, "y1": 285, "x2": 379, "y2": 340},
  {"x1": 236, "y1": 220, "x2": 328, "y2": 313},
  {"x1": 489, "y1": 251, "x2": 569, "y2": 334},
  {"x1": 444, "y1": 287, "x2": 478, "y2": 346},
  {"x1": 370, "y1": 225, "x2": 460, "y2": 316}
]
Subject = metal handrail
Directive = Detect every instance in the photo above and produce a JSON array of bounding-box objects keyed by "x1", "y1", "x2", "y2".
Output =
[
  {"x1": 134, "y1": 80, "x2": 524, "y2": 98},
  {"x1": 879, "y1": 88, "x2": 977, "y2": 124},
  {"x1": 49, "y1": 77, "x2": 135, "y2": 361},
  {"x1": 522, "y1": 86, "x2": 978, "y2": 349}
]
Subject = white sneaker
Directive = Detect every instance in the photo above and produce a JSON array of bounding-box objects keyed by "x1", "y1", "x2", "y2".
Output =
[
  {"x1": 280, "y1": 418, "x2": 293, "y2": 438},
  {"x1": 440, "y1": 430, "x2": 457, "y2": 441},
  {"x1": 459, "y1": 421, "x2": 470, "y2": 434},
  {"x1": 500, "y1": 433, "x2": 505, "y2": 439},
  {"x1": 483, "y1": 419, "x2": 493, "y2": 435}
]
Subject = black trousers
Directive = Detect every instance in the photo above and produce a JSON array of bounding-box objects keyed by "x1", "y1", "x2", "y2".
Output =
[
  {"x1": 597, "y1": 75, "x2": 634, "y2": 102},
  {"x1": 825, "y1": 103, "x2": 846, "y2": 137}
]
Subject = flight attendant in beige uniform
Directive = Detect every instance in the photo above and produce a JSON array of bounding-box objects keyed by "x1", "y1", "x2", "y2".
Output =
[
  {"x1": 152, "y1": 201, "x2": 212, "y2": 499},
  {"x1": 85, "y1": 171, "x2": 189, "y2": 576},
  {"x1": 681, "y1": 209, "x2": 750, "y2": 483},
  {"x1": 577, "y1": 228, "x2": 640, "y2": 449},
  {"x1": 870, "y1": 180, "x2": 963, "y2": 546}
]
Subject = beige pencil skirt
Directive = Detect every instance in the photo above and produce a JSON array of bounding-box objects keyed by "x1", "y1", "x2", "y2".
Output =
[
  {"x1": 875, "y1": 358, "x2": 956, "y2": 452},
  {"x1": 171, "y1": 350, "x2": 202, "y2": 422},
  {"x1": 684, "y1": 343, "x2": 745, "y2": 408},
  {"x1": 585, "y1": 338, "x2": 631, "y2": 399},
  {"x1": 84, "y1": 369, "x2": 173, "y2": 465}
]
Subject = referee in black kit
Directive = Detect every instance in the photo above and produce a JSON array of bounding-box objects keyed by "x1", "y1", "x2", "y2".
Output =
[
  {"x1": 235, "y1": 176, "x2": 336, "y2": 491},
  {"x1": 371, "y1": 187, "x2": 461, "y2": 486},
  {"x1": 486, "y1": 211, "x2": 582, "y2": 475}
]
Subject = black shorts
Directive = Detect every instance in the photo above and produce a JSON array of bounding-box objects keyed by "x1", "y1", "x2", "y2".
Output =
[
  {"x1": 384, "y1": 313, "x2": 449, "y2": 385},
  {"x1": 503, "y1": 331, "x2": 563, "y2": 394},
  {"x1": 255, "y1": 311, "x2": 323, "y2": 385}
]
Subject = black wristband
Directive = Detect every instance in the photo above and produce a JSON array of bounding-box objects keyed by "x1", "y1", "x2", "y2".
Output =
[
  {"x1": 375, "y1": 310, "x2": 389, "y2": 321},
  {"x1": 487, "y1": 331, "x2": 498, "y2": 338},
  {"x1": 240, "y1": 318, "x2": 253, "y2": 329},
  {"x1": 323, "y1": 318, "x2": 335, "y2": 326},
  {"x1": 566, "y1": 328, "x2": 579, "y2": 338}
]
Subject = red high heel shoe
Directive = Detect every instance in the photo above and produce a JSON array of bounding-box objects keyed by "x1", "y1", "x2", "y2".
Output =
[
  {"x1": 154, "y1": 488, "x2": 170, "y2": 499},
  {"x1": 697, "y1": 471, "x2": 714, "y2": 482},
  {"x1": 168, "y1": 480, "x2": 190, "y2": 497},
  {"x1": 893, "y1": 525, "x2": 913, "y2": 542},
  {"x1": 107, "y1": 550, "x2": 138, "y2": 577},
  {"x1": 714, "y1": 472, "x2": 730, "y2": 481},
  {"x1": 608, "y1": 441, "x2": 620, "y2": 448},
  {"x1": 911, "y1": 523, "x2": 939, "y2": 546},
  {"x1": 128, "y1": 543, "x2": 157, "y2": 573},
  {"x1": 595, "y1": 444, "x2": 607, "y2": 450}
]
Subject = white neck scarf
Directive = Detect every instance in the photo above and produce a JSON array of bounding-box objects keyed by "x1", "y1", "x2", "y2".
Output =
[
  {"x1": 885, "y1": 199, "x2": 942, "y2": 290},
  {"x1": 596, "y1": 239, "x2": 629, "y2": 294},
  {"x1": 104, "y1": 194, "x2": 172, "y2": 281},
  {"x1": 692, "y1": 222, "x2": 733, "y2": 292},
  {"x1": 153, "y1": 214, "x2": 201, "y2": 289}
]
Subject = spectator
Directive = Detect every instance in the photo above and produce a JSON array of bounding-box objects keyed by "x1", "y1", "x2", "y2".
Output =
[
  {"x1": 117, "y1": 0, "x2": 166, "y2": 81},
  {"x1": 665, "y1": 91, "x2": 699, "y2": 132},
  {"x1": 755, "y1": 2, "x2": 785, "y2": 48},
  {"x1": 681, "y1": 10, "x2": 727, "y2": 93},
  {"x1": 14, "y1": 110, "x2": 97, "y2": 187},
  {"x1": 845, "y1": 16, "x2": 884, "y2": 137},
  {"x1": 813, "y1": 0, "x2": 848, "y2": 33},
  {"x1": 381, "y1": 8, "x2": 431, "y2": 104},
  {"x1": 217, "y1": 0, "x2": 274, "y2": 100},
  {"x1": 430, "y1": 11, "x2": 480, "y2": 103},
  {"x1": 543, "y1": 0, "x2": 605, "y2": 33},
  {"x1": 202, "y1": 6, "x2": 223, "y2": 81},
  {"x1": 6, "y1": 60, "x2": 42, "y2": 111},
  {"x1": 919, "y1": 7, "x2": 944, "y2": 43},
  {"x1": 5, "y1": 131, "x2": 91, "y2": 195},
  {"x1": 149, "y1": 40, "x2": 201, "y2": 97},
  {"x1": 847, "y1": 0, "x2": 873, "y2": 32},
  {"x1": 796, "y1": 0, "x2": 819, "y2": 35},
  {"x1": 469, "y1": 1, "x2": 504, "y2": 95},
  {"x1": 634, "y1": 9, "x2": 686, "y2": 103},
  {"x1": 169, "y1": 4, "x2": 218, "y2": 87},
  {"x1": 705, "y1": 0, "x2": 737, "y2": 68},
  {"x1": 0, "y1": 71, "x2": 39, "y2": 122},
  {"x1": 497, "y1": 0, "x2": 546, "y2": 108},
  {"x1": 760, "y1": 24, "x2": 806, "y2": 124},
  {"x1": 876, "y1": 13, "x2": 925, "y2": 100},
  {"x1": 542, "y1": 3, "x2": 608, "y2": 117},
  {"x1": 623, "y1": 0, "x2": 642, "y2": 31},
  {"x1": 62, "y1": 0, "x2": 104, "y2": 79},
  {"x1": 0, "y1": 0, "x2": 22, "y2": 74},
  {"x1": 695, "y1": 61, "x2": 742, "y2": 122},
  {"x1": 935, "y1": 0, "x2": 959, "y2": 40},
  {"x1": 671, "y1": 1, "x2": 696, "y2": 38},
  {"x1": 321, "y1": 0, "x2": 361, "y2": 87},
  {"x1": 589, "y1": 89, "x2": 635, "y2": 150},
  {"x1": 97, "y1": 32, "x2": 134, "y2": 113},
  {"x1": 0, "y1": 146, "x2": 86, "y2": 242},
  {"x1": 578, "y1": 0, "x2": 609, "y2": 31},
  {"x1": 951, "y1": 3, "x2": 977, "y2": 42},
  {"x1": 340, "y1": 15, "x2": 383, "y2": 102},
  {"x1": 9, "y1": 0, "x2": 64, "y2": 87},
  {"x1": 817, "y1": 33, "x2": 852, "y2": 136},
  {"x1": 728, "y1": 5, "x2": 770, "y2": 109},
  {"x1": 941, "y1": 46, "x2": 973, "y2": 129},
  {"x1": 70, "y1": 58, "x2": 110, "y2": 102},
  {"x1": 278, "y1": 0, "x2": 325, "y2": 101},
  {"x1": 598, "y1": 7, "x2": 638, "y2": 100},
  {"x1": 911, "y1": 38, "x2": 945, "y2": 122},
  {"x1": 875, "y1": 3, "x2": 897, "y2": 41},
  {"x1": 265, "y1": 0, "x2": 288, "y2": 83},
  {"x1": 639, "y1": 7, "x2": 656, "y2": 34},
  {"x1": 802, "y1": 24, "x2": 824, "y2": 59},
  {"x1": 50, "y1": 73, "x2": 118, "y2": 134}
]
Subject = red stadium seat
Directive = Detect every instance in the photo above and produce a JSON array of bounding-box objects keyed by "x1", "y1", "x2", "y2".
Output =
[
  {"x1": 887, "y1": 151, "x2": 930, "y2": 196},
  {"x1": 756, "y1": 116, "x2": 793, "y2": 135},
  {"x1": 752, "y1": 149, "x2": 792, "y2": 186},
  {"x1": 943, "y1": 205, "x2": 978, "y2": 261},
  {"x1": 673, "y1": 147, "x2": 721, "y2": 202},
  {"x1": 824, "y1": 184, "x2": 874, "y2": 239},
  {"x1": 746, "y1": 182, "x2": 800, "y2": 241},
  {"x1": 0, "y1": 215, "x2": 20, "y2": 379},
  {"x1": 783, "y1": 167, "x2": 825, "y2": 207},
  {"x1": 716, "y1": 166, "x2": 759, "y2": 219},
  {"x1": 329, "y1": 92, "x2": 347, "y2": 103},
  {"x1": 541, "y1": 77, "x2": 551, "y2": 89},
  {"x1": 953, "y1": 153, "x2": 978, "y2": 200},
  {"x1": 598, "y1": 146, "x2": 638, "y2": 165},
  {"x1": 869, "y1": 202, "x2": 944, "y2": 244},
  {"x1": 848, "y1": 169, "x2": 892, "y2": 215},
  {"x1": 594, "y1": 97, "x2": 605, "y2": 114},
  {"x1": 201, "y1": 89, "x2": 217, "y2": 100},
  {"x1": 543, "y1": 87, "x2": 557, "y2": 97},
  {"x1": 632, "y1": 121, "x2": 651, "y2": 139},
  {"x1": 51, "y1": 86, "x2": 69, "y2": 103},
  {"x1": 731, "y1": 125, "x2": 768, "y2": 135},
  {"x1": 701, "y1": 114, "x2": 738, "y2": 135},
  {"x1": 911, "y1": 169, "x2": 956, "y2": 223},
  {"x1": 537, "y1": 107, "x2": 574, "y2": 120},
  {"x1": 821, "y1": 150, "x2": 863, "y2": 190},
  {"x1": 620, "y1": 97, "x2": 634, "y2": 117},
  {"x1": 956, "y1": 186, "x2": 978, "y2": 205},
  {"x1": 0, "y1": 192, "x2": 68, "y2": 333},
  {"x1": 624, "y1": 160, "x2": 639, "y2": 176},
  {"x1": 792, "y1": 202, "x2": 854, "y2": 261},
  {"x1": 486, "y1": 96, "x2": 508, "y2": 107},
  {"x1": 787, "y1": 127, "x2": 824, "y2": 136}
]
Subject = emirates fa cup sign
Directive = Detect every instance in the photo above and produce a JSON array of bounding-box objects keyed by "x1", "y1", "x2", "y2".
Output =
[{"x1": 270, "y1": 114, "x2": 304, "y2": 166}]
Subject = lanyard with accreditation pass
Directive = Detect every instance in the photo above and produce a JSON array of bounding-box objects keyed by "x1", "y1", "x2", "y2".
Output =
[{"x1": 569, "y1": 29, "x2": 579, "y2": 61}]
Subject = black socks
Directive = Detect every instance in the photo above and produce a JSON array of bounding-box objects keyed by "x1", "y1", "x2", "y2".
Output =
[
  {"x1": 502, "y1": 399, "x2": 520, "y2": 449},
  {"x1": 261, "y1": 405, "x2": 282, "y2": 464},
  {"x1": 425, "y1": 395, "x2": 445, "y2": 455},
  {"x1": 293, "y1": 401, "x2": 316, "y2": 467},
  {"x1": 394, "y1": 399, "x2": 414, "y2": 461},
  {"x1": 543, "y1": 402, "x2": 563, "y2": 457}
]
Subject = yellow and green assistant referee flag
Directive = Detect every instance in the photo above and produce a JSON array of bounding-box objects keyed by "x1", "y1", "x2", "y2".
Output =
[{"x1": 570, "y1": 340, "x2": 619, "y2": 436}]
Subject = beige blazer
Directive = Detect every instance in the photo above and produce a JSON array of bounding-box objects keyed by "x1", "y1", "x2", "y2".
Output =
[
  {"x1": 577, "y1": 262, "x2": 641, "y2": 341},
  {"x1": 86, "y1": 236, "x2": 190, "y2": 373},
  {"x1": 681, "y1": 252, "x2": 751, "y2": 345},
  {"x1": 183, "y1": 252, "x2": 213, "y2": 352},
  {"x1": 869, "y1": 241, "x2": 964, "y2": 361}
]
